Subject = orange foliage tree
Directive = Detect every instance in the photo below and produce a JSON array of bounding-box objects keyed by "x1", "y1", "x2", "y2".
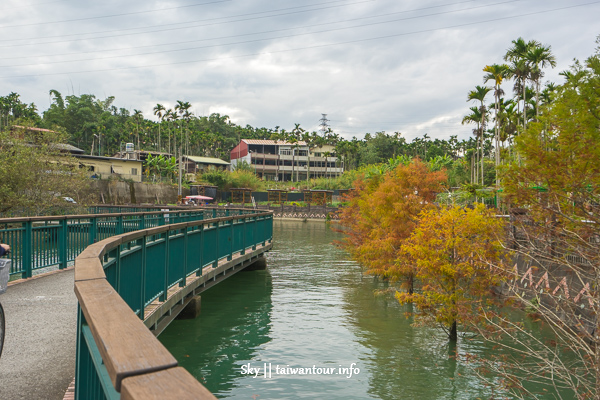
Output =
[
  {"x1": 337, "y1": 159, "x2": 447, "y2": 292},
  {"x1": 396, "y1": 204, "x2": 510, "y2": 341}
]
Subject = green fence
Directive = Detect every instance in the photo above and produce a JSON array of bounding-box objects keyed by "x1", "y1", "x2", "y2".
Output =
[
  {"x1": 0, "y1": 207, "x2": 256, "y2": 279},
  {"x1": 74, "y1": 210, "x2": 273, "y2": 399}
]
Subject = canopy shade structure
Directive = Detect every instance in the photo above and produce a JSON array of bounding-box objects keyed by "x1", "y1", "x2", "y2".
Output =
[{"x1": 185, "y1": 195, "x2": 213, "y2": 200}]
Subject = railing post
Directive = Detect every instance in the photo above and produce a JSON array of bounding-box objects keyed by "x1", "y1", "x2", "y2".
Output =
[
  {"x1": 213, "y1": 221, "x2": 219, "y2": 269},
  {"x1": 117, "y1": 215, "x2": 124, "y2": 235},
  {"x1": 114, "y1": 245, "x2": 122, "y2": 294},
  {"x1": 89, "y1": 217, "x2": 97, "y2": 245},
  {"x1": 140, "y1": 236, "x2": 147, "y2": 320},
  {"x1": 74, "y1": 306, "x2": 85, "y2": 400},
  {"x1": 197, "y1": 224, "x2": 204, "y2": 276},
  {"x1": 260, "y1": 216, "x2": 264, "y2": 247},
  {"x1": 161, "y1": 230, "x2": 169, "y2": 302},
  {"x1": 182, "y1": 227, "x2": 188, "y2": 286},
  {"x1": 23, "y1": 220, "x2": 32, "y2": 279},
  {"x1": 59, "y1": 218, "x2": 68, "y2": 269},
  {"x1": 252, "y1": 216, "x2": 257, "y2": 250},
  {"x1": 241, "y1": 217, "x2": 246, "y2": 255},
  {"x1": 227, "y1": 219, "x2": 233, "y2": 261}
]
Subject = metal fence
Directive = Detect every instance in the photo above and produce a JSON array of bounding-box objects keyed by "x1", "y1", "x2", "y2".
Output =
[
  {"x1": 74, "y1": 210, "x2": 273, "y2": 399},
  {"x1": 0, "y1": 207, "x2": 255, "y2": 279}
]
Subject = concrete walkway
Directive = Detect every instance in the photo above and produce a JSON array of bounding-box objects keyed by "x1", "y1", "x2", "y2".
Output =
[{"x1": 0, "y1": 269, "x2": 77, "y2": 400}]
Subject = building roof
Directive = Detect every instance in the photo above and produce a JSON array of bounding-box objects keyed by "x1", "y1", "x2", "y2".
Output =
[
  {"x1": 53, "y1": 143, "x2": 85, "y2": 154},
  {"x1": 12, "y1": 125, "x2": 58, "y2": 133},
  {"x1": 184, "y1": 155, "x2": 230, "y2": 165},
  {"x1": 74, "y1": 154, "x2": 143, "y2": 163},
  {"x1": 242, "y1": 139, "x2": 307, "y2": 146}
]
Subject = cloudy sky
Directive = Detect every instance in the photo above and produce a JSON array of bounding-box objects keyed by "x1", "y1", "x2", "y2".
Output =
[{"x1": 1, "y1": 0, "x2": 598, "y2": 141}]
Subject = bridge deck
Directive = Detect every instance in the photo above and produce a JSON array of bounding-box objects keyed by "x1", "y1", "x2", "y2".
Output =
[
  {"x1": 0, "y1": 244, "x2": 271, "y2": 400},
  {"x1": 0, "y1": 269, "x2": 77, "y2": 400}
]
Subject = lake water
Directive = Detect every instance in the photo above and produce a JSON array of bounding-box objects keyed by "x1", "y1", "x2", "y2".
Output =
[{"x1": 159, "y1": 220, "x2": 567, "y2": 399}]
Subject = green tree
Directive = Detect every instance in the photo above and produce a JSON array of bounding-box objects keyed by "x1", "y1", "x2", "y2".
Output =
[
  {"x1": 133, "y1": 109, "x2": 143, "y2": 149},
  {"x1": 153, "y1": 104, "x2": 166, "y2": 151},
  {"x1": 483, "y1": 63, "x2": 510, "y2": 183},
  {"x1": 525, "y1": 44, "x2": 557, "y2": 120},
  {"x1": 467, "y1": 85, "x2": 491, "y2": 185},
  {"x1": 461, "y1": 106, "x2": 484, "y2": 184},
  {"x1": 505, "y1": 37, "x2": 540, "y2": 130},
  {"x1": 0, "y1": 125, "x2": 92, "y2": 215}
]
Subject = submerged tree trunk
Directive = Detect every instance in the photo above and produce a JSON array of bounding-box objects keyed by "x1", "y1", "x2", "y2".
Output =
[
  {"x1": 407, "y1": 273, "x2": 414, "y2": 295},
  {"x1": 449, "y1": 320, "x2": 457, "y2": 341}
]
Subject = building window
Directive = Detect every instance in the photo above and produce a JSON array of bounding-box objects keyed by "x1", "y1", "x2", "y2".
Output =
[
  {"x1": 314, "y1": 152, "x2": 321, "y2": 157},
  {"x1": 131, "y1": 168, "x2": 138, "y2": 175},
  {"x1": 280, "y1": 149, "x2": 291, "y2": 155}
]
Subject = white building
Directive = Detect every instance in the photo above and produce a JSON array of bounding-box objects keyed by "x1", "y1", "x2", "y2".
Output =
[{"x1": 229, "y1": 139, "x2": 343, "y2": 181}]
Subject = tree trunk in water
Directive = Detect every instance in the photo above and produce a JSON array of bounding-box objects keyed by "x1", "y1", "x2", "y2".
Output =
[{"x1": 449, "y1": 320, "x2": 457, "y2": 341}]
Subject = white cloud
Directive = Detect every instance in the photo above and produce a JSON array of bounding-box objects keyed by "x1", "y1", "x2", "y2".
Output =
[{"x1": 1, "y1": 0, "x2": 598, "y2": 142}]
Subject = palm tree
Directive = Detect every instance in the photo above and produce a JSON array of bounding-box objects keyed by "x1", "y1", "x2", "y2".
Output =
[
  {"x1": 175, "y1": 100, "x2": 193, "y2": 156},
  {"x1": 504, "y1": 38, "x2": 540, "y2": 130},
  {"x1": 302, "y1": 130, "x2": 318, "y2": 181},
  {"x1": 312, "y1": 132, "x2": 327, "y2": 177},
  {"x1": 290, "y1": 123, "x2": 304, "y2": 182},
  {"x1": 496, "y1": 98, "x2": 518, "y2": 149},
  {"x1": 525, "y1": 44, "x2": 556, "y2": 119},
  {"x1": 133, "y1": 109, "x2": 143, "y2": 149},
  {"x1": 467, "y1": 85, "x2": 491, "y2": 185},
  {"x1": 153, "y1": 104, "x2": 165, "y2": 152},
  {"x1": 165, "y1": 109, "x2": 176, "y2": 155},
  {"x1": 483, "y1": 63, "x2": 510, "y2": 187},
  {"x1": 540, "y1": 82, "x2": 557, "y2": 107},
  {"x1": 462, "y1": 106, "x2": 484, "y2": 184}
]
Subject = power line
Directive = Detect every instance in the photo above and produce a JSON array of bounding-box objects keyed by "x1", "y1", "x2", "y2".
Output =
[
  {"x1": 0, "y1": 0, "x2": 370, "y2": 37},
  {"x1": 0, "y1": 0, "x2": 499, "y2": 46},
  {"x1": 1, "y1": 1, "x2": 598, "y2": 79},
  {"x1": 0, "y1": 0, "x2": 521, "y2": 68},
  {"x1": 0, "y1": 0, "x2": 233, "y2": 29},
  {"x1": 0, "y1": 0, "x2": 73, "y2": 11}
]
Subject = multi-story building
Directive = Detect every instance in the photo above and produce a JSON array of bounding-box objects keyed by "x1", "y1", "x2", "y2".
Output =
[{"x1": 229, "y1": 139, "x2": 343, "y2": 181}]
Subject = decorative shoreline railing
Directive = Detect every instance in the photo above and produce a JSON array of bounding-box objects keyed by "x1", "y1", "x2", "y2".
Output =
[
  {"x1": 0, "y1": 207, "x2": 256, "y2": 279},
  {"x1": 74, "y1": 210, "x2": 273, "y2": 399}
]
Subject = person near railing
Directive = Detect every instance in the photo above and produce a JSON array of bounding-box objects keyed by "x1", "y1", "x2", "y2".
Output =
[{"x1": 0, "y1": 243, "x2": 9, "y2": 257}]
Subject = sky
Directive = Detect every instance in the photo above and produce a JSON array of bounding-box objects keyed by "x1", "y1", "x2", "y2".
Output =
[{"x1": 1, "y1": 0, "x2": 598, "y2": 142}]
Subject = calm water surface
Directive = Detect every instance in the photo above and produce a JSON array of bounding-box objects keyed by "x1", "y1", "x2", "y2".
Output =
[{"x1": 159, "y1": 220, "x2": 549, "y2": 399}]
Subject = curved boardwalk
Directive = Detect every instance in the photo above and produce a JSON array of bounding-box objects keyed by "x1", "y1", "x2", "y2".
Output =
[{"x1": 0, "y1": 269, "x2": 76, "y2": 400}]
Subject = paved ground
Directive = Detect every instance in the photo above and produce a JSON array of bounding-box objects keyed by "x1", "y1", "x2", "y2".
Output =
[{"x1": 0, "y1": 269, "x2": 76, "y2": 400}]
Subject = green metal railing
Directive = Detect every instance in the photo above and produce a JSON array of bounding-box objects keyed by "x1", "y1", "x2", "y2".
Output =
[
  {"x1": 74, "y1": 210, "x2": 273, "y2": 399},
  {"x1": 0, "y1": 207, "x2": 256, "y2": 279}
]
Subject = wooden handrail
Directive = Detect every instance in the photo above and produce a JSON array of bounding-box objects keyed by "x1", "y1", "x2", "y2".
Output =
[{"x1": 73, "y1": 212, "x2": 272, "y2": 399}]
